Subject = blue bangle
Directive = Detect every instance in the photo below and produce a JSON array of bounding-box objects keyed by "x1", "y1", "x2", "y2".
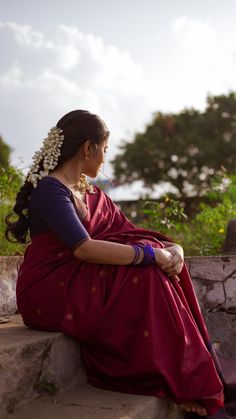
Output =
[
  {"x1": 130, "y1": 245, "x2": 141, "y2": 265},
  {"x1": 140, "y1": 244, "x2": 156, "y2": 266}
]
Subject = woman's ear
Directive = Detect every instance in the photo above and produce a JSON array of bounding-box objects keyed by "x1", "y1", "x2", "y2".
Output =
[{"x1": 83, "y1": 139, "x2": 92, "y2": 160}]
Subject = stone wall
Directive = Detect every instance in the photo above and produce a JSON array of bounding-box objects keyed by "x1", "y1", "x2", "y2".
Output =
[
  {"x1": 1, "y1": 255, "x2": 236, "y2": 360},
  {"x1": 0, "y1": 256, "x2": 22, "y2": 316},
  {"x1": 185, "y1": 255, "x2": 236, "y2": 362}
]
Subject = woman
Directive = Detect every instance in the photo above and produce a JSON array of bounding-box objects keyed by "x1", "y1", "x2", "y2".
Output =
[{"x1": 6, "y1": 110, "x2": 224, "y2": 417}]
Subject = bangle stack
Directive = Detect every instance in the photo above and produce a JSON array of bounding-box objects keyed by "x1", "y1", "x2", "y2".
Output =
[
  {"x1": 130, "y1": 244, "x2": 156, "y2": 266},
  {"x1": 131, "y1": 245, "x2": 142, "y2": 265},
  {"x1": 140, "y1": 244, "x2": 156, "y2": 265}
]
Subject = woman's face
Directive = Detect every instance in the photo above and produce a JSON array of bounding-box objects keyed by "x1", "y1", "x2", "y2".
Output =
[{"x1": 84, "y1": 139, "x2": 108, "y2": 178}]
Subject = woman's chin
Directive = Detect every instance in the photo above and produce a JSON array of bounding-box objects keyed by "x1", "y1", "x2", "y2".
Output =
[{"x1": 86, "y1": 172, "x2": 98, "y2": 179}]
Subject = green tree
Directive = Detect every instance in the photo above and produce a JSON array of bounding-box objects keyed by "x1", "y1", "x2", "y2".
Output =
[
  {"x1": 0, "y1": 164, "x2": 25, "y2": 255},
  {"x1": 0, "y1": 136, "x2": 12, "y2": 168},
  {"x1": 112, "y1": 92, "x2": 236, "y2": 198}
]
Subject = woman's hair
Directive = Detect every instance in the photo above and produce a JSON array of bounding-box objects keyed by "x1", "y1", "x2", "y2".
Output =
[{"x1": 5, "y1": 110, "x2": 109, "y2": 244}]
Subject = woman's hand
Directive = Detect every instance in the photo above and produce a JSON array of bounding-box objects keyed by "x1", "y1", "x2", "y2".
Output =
[
  {"x1": 154, "y1": 248, "x2": 173, "y2": 268},
  {"x1": 161, "y1": 242, "x2": 184, "y2": 276},
  {"x1": 153, "y1": 242, "x2": 184, "y2": 276}
]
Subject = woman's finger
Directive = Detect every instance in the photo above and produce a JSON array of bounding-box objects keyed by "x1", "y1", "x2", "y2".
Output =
[
  {"x1": 163, "y1": 262, "x2": 183, "y2": 275},
  {"x1": 162, "y1": 256, "x2": 179, "y2": 269},
  {"x1": 167, "y1": 274, "x2": 180, "y2": 282}
]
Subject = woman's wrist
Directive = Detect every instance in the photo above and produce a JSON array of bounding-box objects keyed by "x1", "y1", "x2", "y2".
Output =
[
  {"x1": 130, "y1": 245, "x2": 144, "y2": 265},
  {"x1": 130, "y1": 244, "x2": 155, "y2": 266},
  {"x1": 140, "y1": 244, "x2": 155, "y2": 265}
]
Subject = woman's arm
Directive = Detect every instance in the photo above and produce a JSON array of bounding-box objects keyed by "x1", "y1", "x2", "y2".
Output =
[
  {"x1": 73, "y1": 238, "x2": 173, "y2": 267},
  {"x1": 74, "y1": 238, "x2": 139, "y2": 265}
]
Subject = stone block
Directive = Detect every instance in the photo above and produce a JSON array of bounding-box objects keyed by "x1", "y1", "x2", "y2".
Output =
[
  {"x1": 224, "y1": 277, "x2": 236, "y2": 310},
  {"x1": 186, "y1": 255, "x2": 236, "y2": 282},
  {"x1": 192, "y1": 279, "x2": 225, "y2": 312},
  {"x1": 3, "y1": 382, "x2": 185, "y2": 419},
  {"x1": 0, "y1": 317, "x2": 85, "y2": 417},
  {"x1": 0, "y1": 256, "x2": 23, "y2": 315},
  {"x1": 205, "y1": 311, "x2": 236, "y2": 362},
  {"x1": 40, "y1": 334, "x2": 86, "y2": 389}
]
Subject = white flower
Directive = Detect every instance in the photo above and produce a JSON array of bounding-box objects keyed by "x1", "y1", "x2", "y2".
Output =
[{"x1": 27, "y1": 126, "x2": 64, "y2": 188}]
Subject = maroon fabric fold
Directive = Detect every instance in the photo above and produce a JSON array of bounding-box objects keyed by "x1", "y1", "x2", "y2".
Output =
[{"x1": 17, "y1": 187, "x2": 225, "y2": 415}]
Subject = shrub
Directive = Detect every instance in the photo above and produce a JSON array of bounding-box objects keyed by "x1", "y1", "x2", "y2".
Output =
[
  {"x1": 0, "y1": 166, "x2": 26, "y2": 255},
  {"x1": 142, "y1": 173, "x2": 236, "y2": 256}
]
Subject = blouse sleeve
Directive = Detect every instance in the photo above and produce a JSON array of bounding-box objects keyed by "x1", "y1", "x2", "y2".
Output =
[{"x1": 30, "y1": 178, "x2": 90, "y2": 250}]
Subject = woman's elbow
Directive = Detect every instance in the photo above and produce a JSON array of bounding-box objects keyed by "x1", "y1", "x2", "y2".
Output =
[{"x1": 73, "y1": 238, "x2": 93, "y2": 261}]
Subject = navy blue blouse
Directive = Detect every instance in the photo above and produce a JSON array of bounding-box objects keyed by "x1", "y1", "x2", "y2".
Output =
[{"x1": 29, "y1": 177, "x2": 90, "y2": 250}]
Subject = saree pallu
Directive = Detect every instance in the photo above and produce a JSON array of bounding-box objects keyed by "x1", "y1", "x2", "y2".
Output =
[{"x1": 17, "y1": 188, "x2": 224, "y2": 416}]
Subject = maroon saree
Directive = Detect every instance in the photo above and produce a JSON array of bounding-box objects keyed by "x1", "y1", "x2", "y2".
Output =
[{"x1": 17, "y1": 187, "x2": 225, "y2": 416}]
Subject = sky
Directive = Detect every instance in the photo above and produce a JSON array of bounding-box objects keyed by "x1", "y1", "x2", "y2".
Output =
[{"x1": 0, "y1": 0, "x2": 236, "y2": 199}]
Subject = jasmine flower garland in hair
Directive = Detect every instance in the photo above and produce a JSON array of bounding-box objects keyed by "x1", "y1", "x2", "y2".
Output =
[{"x1": 27, "y1": 127, "x2": 64, "y2": 188}]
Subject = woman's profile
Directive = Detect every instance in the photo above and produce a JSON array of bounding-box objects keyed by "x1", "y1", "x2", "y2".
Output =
[{"x1": 6, "y1": 109, "x2": 225, "y2": 417}]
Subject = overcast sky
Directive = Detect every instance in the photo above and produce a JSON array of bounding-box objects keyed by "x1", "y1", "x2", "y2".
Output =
[{"x1": 0, "y1": 0, "x2": 236, "y2": 197}]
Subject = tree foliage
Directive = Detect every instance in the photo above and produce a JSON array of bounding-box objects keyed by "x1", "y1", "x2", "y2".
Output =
[
  {"x1": 112, "y1": 92, "x2": 236, "y2": 197},
  {"x1": 141, "y1": 173, "x2": 236, "y2": 256},
  {"x1": 0, "y1": 136, "x2": 12, "y2": 168},
  {"x1": 0, "y1": 165, "x2": 25, "y2": 255},
  {"x1": 0, "y1": 136, "x2": 25, "y2": 254}
]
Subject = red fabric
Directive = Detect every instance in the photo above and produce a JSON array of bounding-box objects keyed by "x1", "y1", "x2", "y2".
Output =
[{"x1": 17, "y1": 187, "x2": 224, "y2": 415}]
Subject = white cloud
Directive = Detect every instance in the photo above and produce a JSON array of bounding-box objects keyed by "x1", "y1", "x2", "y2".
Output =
[
  {"x1": 0, "y1": 21, "x2": 155, "y2": 173},
  {"x1": 0, "y1": 17, "x2": 235, "y2": 189},
  {"x1": 0, "y1": 62, "x2": 23, "y2": 86},
  {"x1": 5, "y1": 21, "x2": 47, "y2": 48},
  {"x1": 169, "y1": 16, "x2": 236, "y2": 108}
]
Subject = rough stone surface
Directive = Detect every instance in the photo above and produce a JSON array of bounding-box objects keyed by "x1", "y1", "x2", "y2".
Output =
[
  {"x1": 2, "y1": 383, "x2": 185, "y2": 419},
  {"x1": 185, "y1": 255, "x2": 236, "y2": 311},
  {"x1": 40, "y1": 334, "x2": 86, "y2": 389},
  {"x1": 0, "y1": 316, "x2": 84, "y2": 418},
  {"x1": 224, "y1": 276, "x2": 236, "y2": 310},
  {"x1": 192, "y1": 279, "x2": 225, "y2": 311},
  {"x1": 204, "y1": 311, "x2": 236, "y2": 362},
  {"x1": 0, "y1": 256, "x2": 22, "y2": 315},
  {"x1": 184, "y1": 256, "x2": 236, "y2": 362},
  {"x1": 186, "y1": 255, "x2": 236, "y2": 283}
]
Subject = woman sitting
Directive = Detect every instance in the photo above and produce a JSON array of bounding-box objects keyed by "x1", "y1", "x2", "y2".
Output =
[{"x1": 6, "y1": 110, "x2": 224, "y2": 417}]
